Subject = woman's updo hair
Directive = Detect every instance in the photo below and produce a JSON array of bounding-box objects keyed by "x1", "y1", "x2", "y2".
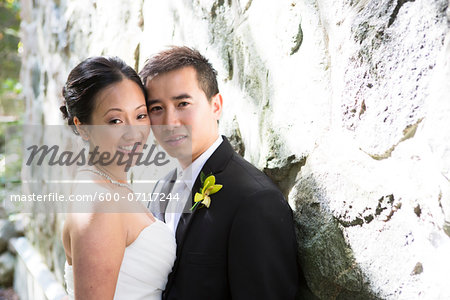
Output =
[{"x1": 60, "y1": 56, "x2": 147, "y2": 132}]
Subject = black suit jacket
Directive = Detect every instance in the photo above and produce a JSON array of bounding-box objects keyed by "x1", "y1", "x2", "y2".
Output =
[{"x1": 161, "y1": 137, "x2": 300, "y2": 300}]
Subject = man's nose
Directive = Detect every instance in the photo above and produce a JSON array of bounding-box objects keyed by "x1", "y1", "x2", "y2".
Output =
[{"x1": 164, "y1": 107, "x2": 181, "y2": 128}]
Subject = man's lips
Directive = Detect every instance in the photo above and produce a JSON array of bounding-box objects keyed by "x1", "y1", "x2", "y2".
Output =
[{"x1": 163, "y1": 135, "x2": 188, "y2": 146}]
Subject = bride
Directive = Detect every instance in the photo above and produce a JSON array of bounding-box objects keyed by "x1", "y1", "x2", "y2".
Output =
[{"x1": 60, "y1": 56, "x2": 176, "y2": 299}]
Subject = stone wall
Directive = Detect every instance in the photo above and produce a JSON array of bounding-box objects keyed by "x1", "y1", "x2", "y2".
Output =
[{"x1": 19, "y1": 0, "x2": 450, "y2": 298}]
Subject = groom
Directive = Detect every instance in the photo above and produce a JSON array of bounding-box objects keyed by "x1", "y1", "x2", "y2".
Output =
[{"x1": 140, "y1": 46, "x2": 300, "y2": 299}]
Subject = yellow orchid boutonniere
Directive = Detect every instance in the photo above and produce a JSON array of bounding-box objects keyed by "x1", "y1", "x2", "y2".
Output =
[{"x1": 191, "y1": 173, "x2": 223, "y2": 210}]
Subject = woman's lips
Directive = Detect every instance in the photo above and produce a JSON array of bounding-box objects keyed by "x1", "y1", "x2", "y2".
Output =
[{"x1": 117, "y1": 142, "x2": 143, "y2": 154}]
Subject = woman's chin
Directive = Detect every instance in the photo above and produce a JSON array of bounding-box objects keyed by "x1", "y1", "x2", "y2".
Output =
[{"x1": 123, "y1": 151, "x2": 144, "y2": 168}]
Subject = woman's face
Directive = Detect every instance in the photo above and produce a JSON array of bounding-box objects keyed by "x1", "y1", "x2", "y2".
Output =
[{"x1": 86, "y1": 79, "x2": 150, "y2": 168}]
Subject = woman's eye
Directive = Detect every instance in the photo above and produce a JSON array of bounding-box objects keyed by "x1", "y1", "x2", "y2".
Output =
[
  {"x1": 137, "y1": 113, "x2": 148, "y2": 119},
  {"x1": 179, "y1": 102, "x2": 189, "y2": 107},
  {"x1": 109, "y1": 119, "x2": 122, "y2": 124}
]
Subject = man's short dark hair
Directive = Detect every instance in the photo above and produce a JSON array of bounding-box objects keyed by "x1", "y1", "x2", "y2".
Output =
[{"x1": 139, "y1": 46, "x2": 219, "y2": 99}]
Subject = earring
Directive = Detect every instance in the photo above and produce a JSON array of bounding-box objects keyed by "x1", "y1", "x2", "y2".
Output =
[{"x1": 77, "y1": 127, "x2": 89, "y2": 141}]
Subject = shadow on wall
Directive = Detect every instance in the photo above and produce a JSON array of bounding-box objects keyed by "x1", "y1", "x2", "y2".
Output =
[
  {"x1": 263, "y1": 154, "x2": 307, "y2": 200},
  {"x1": 293, "y1": 175, "x2": 381, "y2": 300}
]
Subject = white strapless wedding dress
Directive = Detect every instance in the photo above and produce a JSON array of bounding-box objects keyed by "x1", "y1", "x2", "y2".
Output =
[{"x1": 64, "y1": 219, "x2": 176, "y2": 299}]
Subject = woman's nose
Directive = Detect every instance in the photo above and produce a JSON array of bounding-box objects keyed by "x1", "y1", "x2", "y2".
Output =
[{"x1": 122, "y1": 125, "x2": 144, "y2": 142}]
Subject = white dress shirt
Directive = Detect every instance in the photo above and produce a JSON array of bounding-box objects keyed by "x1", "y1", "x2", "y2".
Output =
[{"x1": 165, "y1": 135, "x2": 223, "y2": 234}]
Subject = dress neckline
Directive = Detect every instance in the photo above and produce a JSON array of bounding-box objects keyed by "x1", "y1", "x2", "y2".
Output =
[{"x1": 126, "y1": 219, "x2": 162, "y2": 248}]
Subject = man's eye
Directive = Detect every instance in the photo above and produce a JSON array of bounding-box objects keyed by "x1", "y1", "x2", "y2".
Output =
[
  {"x1": 109, "y1": 119, "x2": 122, "y2": 124},
  {"x1": 150, "y1": 106, "x2": 162, "y2": 112},
  {"x1": 179, "y1": 102, "x2": 189, "y2": 107},
  {"x1": 137, "y1": 113, "x2": 148, "y2": 119}
]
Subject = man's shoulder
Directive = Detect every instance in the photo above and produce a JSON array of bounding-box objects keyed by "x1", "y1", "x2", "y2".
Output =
[
  {"x1": 203, "y1": 137, "x2": 285, "y2": 201},
  {"x1": 216, "y1": 152, "x2": 293, "y2": 217},
  {"x1": 223, "y1": 152, "x2": 280, "y2": 195}
]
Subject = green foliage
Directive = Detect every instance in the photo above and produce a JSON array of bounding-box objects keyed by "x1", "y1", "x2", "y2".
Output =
[
  {"x1": 0, "y1": 0, "x2": 21, "y2": 80},
  {"x1": 0, "y1": 121, "x2": 23, "y2": 204},
  {"x1": 0, "y1": 0, "x2": 23, "y2": 115},
  {"x1": 0, "y1": 0, "x2": 22, "y2": 203},
  {"x1": 1, "y1": 78, "x2": 22, "y2": 95},
  {"x1": 1, "y1": 0, "x2": 21, "y2": 13}
]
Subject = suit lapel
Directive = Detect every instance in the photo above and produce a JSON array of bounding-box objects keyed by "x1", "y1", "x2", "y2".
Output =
[
  {"x1": 175, "y1": 164, "x2": 213, "y2": 247},
  {"x1": 174, "y1": 136, "x2": 234, "y2": 250},
  {"x1": 164, "y1": 137, "x2": 235, "y2": 297}
]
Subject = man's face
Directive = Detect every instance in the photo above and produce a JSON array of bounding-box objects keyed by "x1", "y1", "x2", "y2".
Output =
[{"x1": 146, "y1": 66, "x2": 222, "y2": 166}]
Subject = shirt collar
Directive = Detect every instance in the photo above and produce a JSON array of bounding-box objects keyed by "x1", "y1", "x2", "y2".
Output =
[{"x1": 177, "y1": 135, "x2": 223, "y2": 189}]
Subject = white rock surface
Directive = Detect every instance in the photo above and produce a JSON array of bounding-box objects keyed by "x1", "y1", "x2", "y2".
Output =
[{"x1": 19, "y1": 0, "x2": 450, "y2": 298}]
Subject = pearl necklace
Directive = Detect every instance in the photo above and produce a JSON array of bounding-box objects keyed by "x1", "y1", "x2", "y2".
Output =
[{"x1": 87, "y1": 168, "x2": 133, "y2": 191}]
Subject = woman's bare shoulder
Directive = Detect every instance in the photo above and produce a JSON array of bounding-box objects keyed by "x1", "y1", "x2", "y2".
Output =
[{"x1": 65, "y1": 211, "x2": 124, "y2": 236}]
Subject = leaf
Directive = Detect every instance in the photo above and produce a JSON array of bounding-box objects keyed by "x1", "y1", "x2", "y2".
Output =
[{"x1": 200, "y1": 172, "x2": 206, "y2": 185}]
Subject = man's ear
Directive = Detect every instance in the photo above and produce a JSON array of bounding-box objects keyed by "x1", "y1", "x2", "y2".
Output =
[
  {"x1": 73, "y1": 117, "x2": 89, "y2": 141},
  {"x1": 210, "y1": 93, "x2": 223, "y2": 120}
]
